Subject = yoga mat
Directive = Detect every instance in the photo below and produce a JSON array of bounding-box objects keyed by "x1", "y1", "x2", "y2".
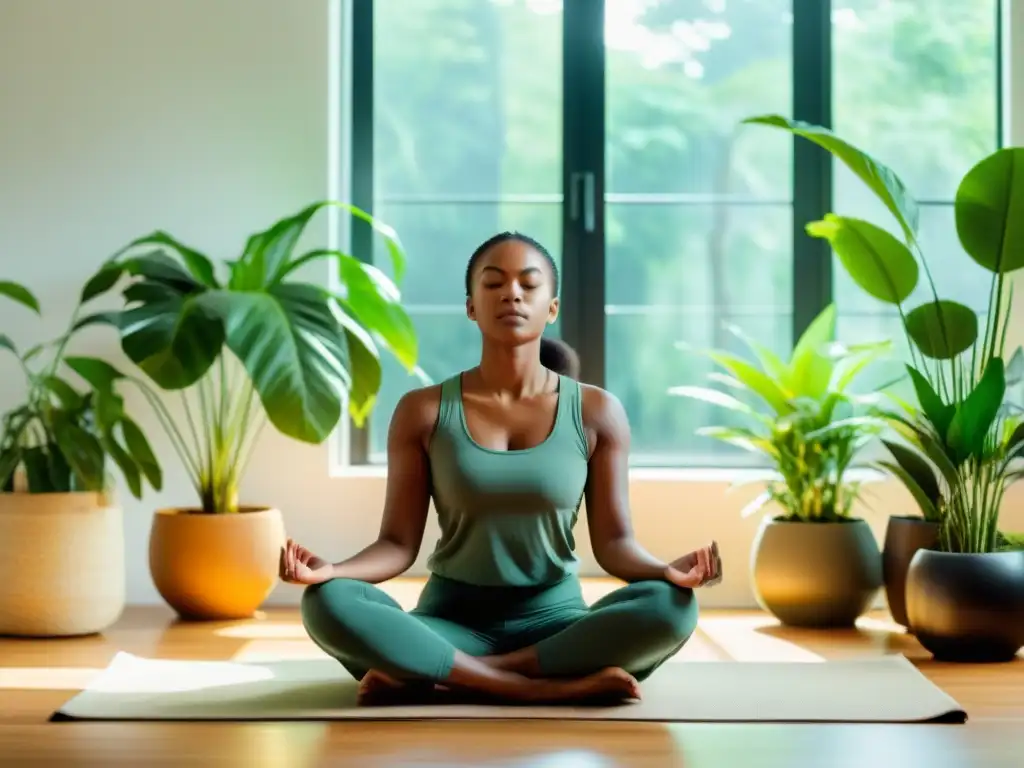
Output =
[{"x1": 51, "y1": 651, "x2": 966, "y2": 724}]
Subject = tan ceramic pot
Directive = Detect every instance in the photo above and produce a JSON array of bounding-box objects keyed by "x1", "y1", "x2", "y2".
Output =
[
  {"x1": 149, "y1": 506, "x2": 286, "y2": 620},
  {"x1": 0, "y1": 491, "x2": 125, "y2": 637}
]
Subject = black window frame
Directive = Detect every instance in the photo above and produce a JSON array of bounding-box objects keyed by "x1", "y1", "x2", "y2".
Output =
[{"x1": 342, "y1": 0, "x2": 1004, "y2": 468}]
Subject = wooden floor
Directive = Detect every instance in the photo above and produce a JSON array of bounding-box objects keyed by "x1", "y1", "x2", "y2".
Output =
[{"x1": 2, "y1": 579, "x2": 1023, "y2": 767}]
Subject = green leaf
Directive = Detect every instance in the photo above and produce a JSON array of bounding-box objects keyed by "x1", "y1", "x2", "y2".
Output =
[
  {"x1": 44, "y1": 443, "x2": 73, "y2": 492},
  {"x1": 723, "y1": 323, "x2": 792, "y2": 390},
  {"x1": 667, "y1": 384, "x2": 767, "y2": 422},
  {"x1": 282, "y1": 249, "x2": 418, "y2": 371},
  {"x1": 696, "y1": 425, "x2": 778, "y2": 458},
  {"x1": 196, "y1": 285, "x2": 351, "y2": 444},
  {"x1": 0, "y1": 333, "x2": 17, "y2": 357},
  {"x1": 875, "y1": 459, "x2": 938, "y2": 522},
  {"x1": 337, "y1": 315, "x2": 382, "y2": 428},
  {"x1": 789, "y1": 303, "x2": 836, "y2": 399},
  {"x1": 1006, "y1": 346, "x2": 1024, "y2": 386},
  {"x1": 955, "y1": 147, "x2": 1024, "y2": 274},
  {"x1": 22, "y1": 446, "x2": 53, "y2": 492},
  {"x1": 120, "y1": 416, "x2": 162, "y2": 491},
  {"x1": 743, "y1": 115, "x2": 919, "y2": 241},
  {"x1": 64, "y1": 356, "x2": 126, "y2": 391},
  {"x1": 72, "y1": 310, "x2": 123, "y2": 332},
  {"x1": 0, "y1": 447, "x2": 20, "y2": 490},
  {"x1": 905, "y1": 365, "x2": 955, "y2": 439},
  {"x1": 100, "y1": 433, "x2": 141, "y2": 499},
  {"x1": 905, "y1": 300, "x2": 978, "y2": 360},
  {"x1": 115, "y1": 234, "x2": 219, "y2": 288},
  {"x1": 119, "y1": 283, "x2": 224, "y2": 390},
  {"x1": 947, "y1": 357, "x2": 1006, "y2": 463},
  {"x1": 1004, "y1": 418, "x2": 1024, "y2": 462},
  {"x1": 706, "y1": 351, "x2": 794, "y2": 416},
  {"x1": 81, "y1": 263, "x2": 125, "y2": 303},
  {"x1": 805, "y1": 215, "x2": 919, "y2": 304},
  {"x1": 0, "y1": 280, "x2": 41, "y2": 314},
  {"x1": 39, "y1": 376, "x2": 83, "y2": 409},
  {"x1": 882, "y1": 438, "x2": 941, "y2": 506},
  {"x1": 51, "y1": 415, "x2": 105, "y2": 491}
]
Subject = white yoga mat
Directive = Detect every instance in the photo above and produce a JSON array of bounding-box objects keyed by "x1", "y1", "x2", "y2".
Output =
[{"x1": 51, "y1": 651, "x2": 966, "y2": 724}]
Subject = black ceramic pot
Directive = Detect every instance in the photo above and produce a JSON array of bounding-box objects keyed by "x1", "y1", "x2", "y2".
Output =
[
  {"x1": 906, "y1": 548, "x2": 1024, "y2": 662},
  {"x1": 882, "y1": 516, "x2": 940, "y2": 629}
]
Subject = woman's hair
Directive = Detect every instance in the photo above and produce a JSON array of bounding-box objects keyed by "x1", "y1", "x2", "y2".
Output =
[{"x1": 465, "y1": 231, "x2": 580, "y2": 380}]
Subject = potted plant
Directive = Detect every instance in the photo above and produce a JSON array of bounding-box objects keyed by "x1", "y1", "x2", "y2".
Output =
[
  {"x1": 671, "y1": 303, "x2": 890, "y2": 627},
  {"x1": 0, "y1": 277, "x2": 162, "y2": 636},
  {"x1": 88, "y1": 201, "x2": 421, "y2": 620},
  {"x1": 744, "y1": 115, "x2": 1024, "y2": 661}
]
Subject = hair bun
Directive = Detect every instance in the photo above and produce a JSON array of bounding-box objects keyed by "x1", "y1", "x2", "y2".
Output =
[{"x1": 540, "y1": 337, "x2": 580, "y2": 379}]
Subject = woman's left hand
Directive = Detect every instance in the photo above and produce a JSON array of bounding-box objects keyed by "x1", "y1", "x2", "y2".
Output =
[{"x1": 664, "y1": 541, "x2": 721, "y2": 588}]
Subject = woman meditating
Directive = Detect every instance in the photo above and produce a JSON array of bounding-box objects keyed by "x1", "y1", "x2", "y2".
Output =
[{"x1": 280, "y1": 232, "x2": 722, "y2": 706}]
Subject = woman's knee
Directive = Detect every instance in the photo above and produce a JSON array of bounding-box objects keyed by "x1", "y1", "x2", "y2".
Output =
[
  {"x1": 299, "y1": 578, "x2": 367, "y2": 640},
  {"x1": 626, "y1": 580, "x2": 699, "y2": 645}
]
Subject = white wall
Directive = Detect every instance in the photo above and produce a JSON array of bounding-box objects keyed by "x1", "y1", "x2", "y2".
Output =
[{"x1": 1, "y1": 0, "x2": 1023, "y2": 610}]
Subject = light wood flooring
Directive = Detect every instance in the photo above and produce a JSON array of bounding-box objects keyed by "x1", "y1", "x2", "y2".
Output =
[{"x1": 2, "y1": 579, "x2": 1023, "y2": 767}]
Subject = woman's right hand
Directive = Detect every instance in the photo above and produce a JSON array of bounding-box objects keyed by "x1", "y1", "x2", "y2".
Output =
[{"x1": 280, "y1": 538, "x2": 335, "y2": 585}]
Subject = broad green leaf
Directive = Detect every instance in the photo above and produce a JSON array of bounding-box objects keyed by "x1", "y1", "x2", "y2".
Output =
[
  {"x1": 39, "y1": 376, "x2": 83, "y2": 409},
  {"x1": 100, "y1": 434, "x2": 141, "y2": 499},
  {"x1": 119, "y1": 287, "x2": 224, "y2": 389},
  {"x1": 22, "y1": 446, "x2": 53, "y2": 492},
  {"x1": 789, "y1": 303, "x2": 836, "y2": 399},
  {"x1": 45, "y1": 443, "x2": 73, "y2": 493},
  {"x1": 81, "y1": 263, "x2": 125, "y2": 303},
  {"x1": 885, "y1": 411, "x2": 959, "y2": 488},
  {"x1": 706, "y1": 351, "x2": 794, "y2": 416},
  {"x1": 875, "y1": 459, "x2": 938, "y2": 522},
  {"x1": 245, "y1": 202, "x2": 408, "y2": 289},
  {"x1": 120, "y1": 416, "x2": 162, "y2": 490},
  {"x1": 337, "y1": 314, "x2": 381, "y2": 428},
  {"x1": 744, "y1": 115, "x2": 919, "y2": 241},
  {"x1": 0, "y1": 280, "x2": 40, "y2": 314},
  {"x1": 905, "y1": 365, "x2": 955, "y2": 439},
  {"x1": 955, "y1": 147, "x2": 1024, "y2": 274},
  {"x1": 92, "y1": 387, "x2": 125, "y2": 433},
  {"x1": 804, "y1": 415, "x2": 889, "y2": 440},
  {"x1": 882, "y1": 438, "x2": 941, "y2": 506},
  {"x1": 115, "y1": 234, "x2": 218, "y2": 288},
  {"x1": 697, "y1": 425, "x2": 778, "y2": 458},
  {"x1": 286, "y1": 249, "x2": 418, "y2": 370},
  {"x1": 72, "y1": 310, "x2": 123, "y2": 332},
  {"x1": 51, "y1": 415, "x2": 105, "y2": 491},
  {"x1": 831, "y1": 344, "x2": 890, "y2": 393},
  {"x1": 805, "y1": 215, "x2": 918, "y2": 304},
  {"x1": 905, "y1": 300, "x2": 978, "y2": 360},
  {"x1": 65, "y1": 356, "x2": 126, "y2": 391},
  {"x1": 947, "y1": 357, "x2": 1006, "y2": 463},
  {"x1": 196, "y1": 285, "x2": 351, "y2": 444}
]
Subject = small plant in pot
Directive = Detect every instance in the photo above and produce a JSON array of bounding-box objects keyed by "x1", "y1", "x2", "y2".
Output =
[
  {"x1": 744, "y1": 114, "x2": 1024, "y2": 661},
  {"x1": 0, "y1": 278, "x2": 162, "y2": 636},
  {"x1": 671, "y1": 302, "x2": 891, "y2": 628},
  {"x1": 88, "y1": 201, "x2": 421, "y2": 620}
]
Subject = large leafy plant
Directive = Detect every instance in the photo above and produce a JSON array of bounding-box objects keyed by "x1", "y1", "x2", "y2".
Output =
[
  {"x1": 88, "y1": 200, "x2": 420, "y2": 513},
  {"x1": 744, "y1": 115, "x2": 1024, "y2": 553},
  {"x1": 0, "y1": 280, "x2": 161, "y2": 498},
  {"x1": 671, "y1": 303, "x2": 891, "y2": 523}
]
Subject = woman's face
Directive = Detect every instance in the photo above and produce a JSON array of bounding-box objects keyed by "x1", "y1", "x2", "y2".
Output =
[{"x1": 466, "y1": 239, "x2": 559, "y2": 344}]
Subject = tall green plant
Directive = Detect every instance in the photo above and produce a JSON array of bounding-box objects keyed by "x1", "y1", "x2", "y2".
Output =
[
  {"x1": 744, "y1": 114, "x2": 1024, "y2": 553},
  {"x1": 671, "y1": 303, "x2": 892, "y2": 523},
  {"x1": 86, "y1": 201, "x2": 421, "y2": 513},
  {"x1": 0, "y1": 280, "x2": 162, "y2": 498}
]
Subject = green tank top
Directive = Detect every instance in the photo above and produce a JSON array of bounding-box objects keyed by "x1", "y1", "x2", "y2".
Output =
[{"x1": 425, "y1": 372, "x2": 590, "y2": 587}]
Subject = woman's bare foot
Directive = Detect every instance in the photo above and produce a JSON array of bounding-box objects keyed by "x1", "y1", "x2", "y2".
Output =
[
  {"x1": 357, "y1": 669, "x2": 448, "y2": 706},
  {"x1": 530, "y1": 667, "x2": 641, "y2": 704}
]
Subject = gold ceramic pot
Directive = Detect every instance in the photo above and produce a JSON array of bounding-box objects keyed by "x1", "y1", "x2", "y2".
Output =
[
  {"x1": 0, "y1": 491, "x2": 125, "y2": 636},
  {"x1": 148, "y1": 506, "x2": 286, "y2": 620},
  {"x1": 750, "y1": 516, "x2": 883, "y2": 627}
]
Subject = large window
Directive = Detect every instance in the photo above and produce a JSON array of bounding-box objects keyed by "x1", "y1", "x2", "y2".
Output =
[{"x1": 341, "y1": 0, "x2": 1002, "y2": 468}]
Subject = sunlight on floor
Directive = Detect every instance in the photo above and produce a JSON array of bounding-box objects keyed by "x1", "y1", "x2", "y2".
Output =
[
  {"x1": 698, "y1": 616, "x2": 825, "y2": 663},
  {"x1": 0, "y1": 666, "x2": 102, "y2": 689}
]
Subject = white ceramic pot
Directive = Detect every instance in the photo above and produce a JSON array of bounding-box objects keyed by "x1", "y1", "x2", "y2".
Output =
[{"x1": 0, "y1": 491, "x2": 125, "y2": 636}]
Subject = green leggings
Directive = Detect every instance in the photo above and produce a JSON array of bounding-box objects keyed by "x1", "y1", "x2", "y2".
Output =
[{"x1": 300, "y1": 573, "x2": 698, "y2": 683}]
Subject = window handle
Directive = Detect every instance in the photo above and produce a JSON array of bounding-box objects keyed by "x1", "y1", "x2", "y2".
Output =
[{"x1": 570, "y1": 171, "x2": 595, "y2": 233}]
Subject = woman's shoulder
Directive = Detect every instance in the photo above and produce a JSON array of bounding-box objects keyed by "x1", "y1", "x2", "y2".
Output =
[
  {"x1": 391, "y1": 382, "x2": 445, "y2": 440},
  {"x1": 577, "y1": 382, "x2": 630, "y2": 436}
]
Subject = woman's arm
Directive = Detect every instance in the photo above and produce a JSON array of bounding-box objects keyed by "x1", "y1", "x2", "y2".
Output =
[
  {"x1": 325, "y1": 386, "x2": 437, "y2": 584},
  {"x1": 582, "y1": 386, "x2": 672, "y2": 583}
]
